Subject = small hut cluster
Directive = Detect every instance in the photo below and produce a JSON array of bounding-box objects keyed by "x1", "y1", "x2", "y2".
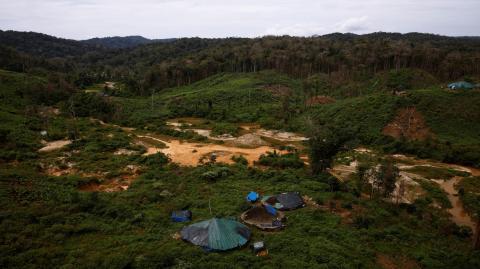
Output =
[
  {"x1": 172, "y1": 191, "x2": 305, "y2": 253},
  {"x1": 241, "y1": 191, "x2": 305, "y2": 230}
]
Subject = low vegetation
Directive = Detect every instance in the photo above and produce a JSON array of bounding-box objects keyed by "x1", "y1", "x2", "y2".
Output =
[
  {"x1": 458, "y1": 177, "x2": 480, "y2": 217},
  {"x1": 1, "y1": 30, "x2": 480, "y2": 268},
  {"x1": 406, "y1": 166, "x2": 471, "y2": 179}
]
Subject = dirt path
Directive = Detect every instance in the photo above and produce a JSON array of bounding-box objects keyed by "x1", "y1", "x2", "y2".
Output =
[
  {"x1": 433, "y1": 177, "x2": 476, "y2": 230},
  {"x1": 391, "y1": 154, "x2": 479, "y2": 232},
  {"x1": 392, "y1": 154, "x2": 480, "y2": 176},
  {"x1": 92, "y1": 118, "x2": 135, "y2": 132},
  {"x1": 39, "y1": 140, "x2": 72, "y2": 152},
  {"x1": 334, "y1": 151, "x2": 479, "y2": 232}
]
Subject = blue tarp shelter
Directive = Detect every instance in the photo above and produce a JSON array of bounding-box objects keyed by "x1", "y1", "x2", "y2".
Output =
[
  {"x1": 262, "y1": 192, "x2": 305, "y2": 210},
  {"x1": 247, "y1": 191, "x2": 259, "y2": 202},
  {"x1": 448, "y1": 81, "x2": 474, "y2": 90},
  {"x1": 171, "y1": 210, "x2": 192, "y2": 222}
]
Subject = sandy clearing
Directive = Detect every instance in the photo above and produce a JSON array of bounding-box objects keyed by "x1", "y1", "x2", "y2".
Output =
[
  {"x1": 140, "y1": 135, "x2": 284, "y2": 166},
  {"x1": 255, "y1": 129, "x2": 308, "y2": 142},
  {"x1": 39, "y1": 140, "x2": 72, "y2": 152},
  {"x1": 166, "y1": 120, "x2": 308, "y2": 142}
]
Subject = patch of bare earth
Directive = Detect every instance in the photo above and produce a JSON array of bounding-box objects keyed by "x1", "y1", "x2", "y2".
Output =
[
  {"x1": 329, "y1": 153, "x2": 424, "y2": 204},
  {"x1": 376, "y1": 254, "x2": 420, "y2": 269},
  {"x1": 306, "y1": 95, "x2": 336, "y2": 106},
  {"x1": 303, "y1": 195, "x2": 327, "y2": 210},
  {"x1": 329, "y1": 161, "x2": 358, "y2": 182},
  {"x1": 79, "y1": 165, "x2": 141, "y2": 192},
  {"x1": 230, "y1": 133, "x2": 267, "y2": 147},
  {"x1": 140, "y1": 135, "x2": 285, "y2": 166},
  {"x1": 383, "y1": 107, "x2": 433, "y2": 141},
  {"x1": 391, "y1": 154, "x2": 479, "y2": 232},
  {"x1": 262, "y1": 84, "x2": 291, "y2": 96},
  {"x1": 256, "y1": 129, "x2": 308, "y2": 142},
  {"x1": 114, "y1": 149, "x2": 138, "y2": 155},
  {"x1": 78, "y1": 176, "x2": 134, "y2": 192},
  {"x1": 39, "y1": 140, "x2": 72, "y2": 152},
  {"x1": 104, "y1": 81, "x2": 115, "y2": 89},
  {"x1": 38, "y1": 106, "x2": 61, "y2": 117}
]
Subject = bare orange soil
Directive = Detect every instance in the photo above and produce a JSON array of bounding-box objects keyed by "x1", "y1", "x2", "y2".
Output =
[
  {"x1": 383, "y1": 107, "x2": 432, "y2": 141},
  {"x1": 141, "y1": 135, "x2": 285, "y2": 166},
  {"x1": 306, "y1": 95, "x2": 336, "y2": 106}
]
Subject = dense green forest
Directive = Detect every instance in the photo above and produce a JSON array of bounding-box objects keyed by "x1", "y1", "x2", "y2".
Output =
[
  {"x1": 2, "y1": 30, "x2": 480, "y2": 90},
  {"x1": 1, "y1": 30, "x2": 480, "y2": 268}
]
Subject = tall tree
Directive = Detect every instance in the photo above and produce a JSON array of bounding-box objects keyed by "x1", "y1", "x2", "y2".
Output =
[{"x1": 375, "y1": 160, "x2": 400, "y2": 198}]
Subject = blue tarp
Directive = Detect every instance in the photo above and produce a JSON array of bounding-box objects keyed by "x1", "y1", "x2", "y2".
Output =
[
  {"x1": 247, "y1": 191, "x2": 259, "y2": 202},
  {"x1": 171, "y1": 210, "x2": 192, "y2": 222},
  {"x1": 264, "y1": 204, "x2": 277, "y2": 216},
  {"x1": 448, "y1": 81, "x2": 474, "y2": 90}
]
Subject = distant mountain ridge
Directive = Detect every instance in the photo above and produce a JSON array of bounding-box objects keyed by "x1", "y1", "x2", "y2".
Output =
[
  {"x1": 82, "y1": 36, "x2": 177, "y2": 49},
  {"x1": 0, "y1": 30, "x2": 100, "y2": 58}
]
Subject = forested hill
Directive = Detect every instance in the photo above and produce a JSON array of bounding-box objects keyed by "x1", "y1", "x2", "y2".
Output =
[
  {"x1": 0, "y1": 30, "x2": 102, "y2": 58},
  {"x1": 82, "y1": 36, "x2": 176, "y2": 49},
  {"x1": 1, "y1": 30, "x2": 480, "y2": 91}
]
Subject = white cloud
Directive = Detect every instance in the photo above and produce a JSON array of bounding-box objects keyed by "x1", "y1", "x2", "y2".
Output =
[
  {"x1": 264, "y1": 17, "x2": 372, "y2": 37},
  {"x1": 264, "y1": 24, "x2": 326, "y2": 37},
  {"x1": 334, "y1": 16, "x2": 370, "y2": 33}
]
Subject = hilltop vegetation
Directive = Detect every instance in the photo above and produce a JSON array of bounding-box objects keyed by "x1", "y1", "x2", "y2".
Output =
[{"x1": 83, "y1": 36, "x2": 176, "y2": 49}]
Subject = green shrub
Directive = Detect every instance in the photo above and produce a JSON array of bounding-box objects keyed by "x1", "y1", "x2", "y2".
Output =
[
  {"x1": 231, "y1": 155, "x2": 248, "y2": 165},
  {"x1": 256, "y1": 151, "x2": 304, "y2": 169},
  {"x1": 211, "y1": 122, "x2": 239, "y2": 136},
  {"x1": 200, "y1": 167, "x2": 231, "y2": 181},
  {"x1": 138, "y1": 153, "x2": 170, "y2": 167}
]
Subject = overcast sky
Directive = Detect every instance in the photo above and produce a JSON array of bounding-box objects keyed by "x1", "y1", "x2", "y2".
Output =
[{"x1": 1, "y1": 0, "x2": 479, "y2": 40}]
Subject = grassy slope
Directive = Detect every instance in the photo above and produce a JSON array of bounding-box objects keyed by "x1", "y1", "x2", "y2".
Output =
[
  {"x1": 306, "y1": 93, "x2": 401, "y2": 142},
  {"x1": 458, "y1": 177, "x2": 480, "y2": 217},
  {"x1": 411, "y1": 89, "x2": 480, "y2": 145},
  {"x1": 0, "y1": 70, "x2": 48, "y2": 159},
  {"x1": 113, "y1": 71, "x2": 304, "y2": 128},
  {"x1": 307, "y1": 87, "x2": 480, "y2": 154}
]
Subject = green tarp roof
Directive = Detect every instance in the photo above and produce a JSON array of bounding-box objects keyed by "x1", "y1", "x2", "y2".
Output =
[{"x1": 181, "y1": 218, "x2": 250, "y2": 251}]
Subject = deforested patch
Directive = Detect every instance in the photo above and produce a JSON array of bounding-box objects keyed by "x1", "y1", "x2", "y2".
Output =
[{"x1": 382, "y1": 107, "x2": 433, "y2": 141}]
